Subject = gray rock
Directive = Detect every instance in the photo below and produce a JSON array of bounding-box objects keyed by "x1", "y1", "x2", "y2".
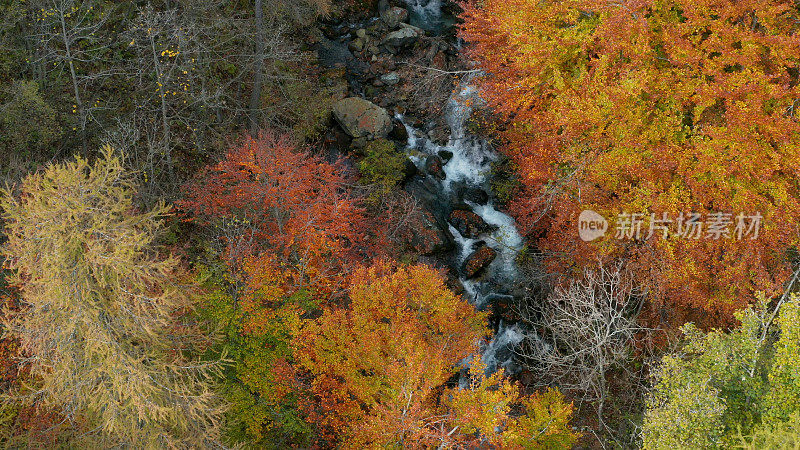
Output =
[
  {"x1": 380, "y1": 71, "x2": 400, "y2": 86},
  {"x1": 382, "y1": 26, "x2": 422, "y2": 49},
  {"x1": 332, "y1": 97, "x2": 392, "y2": 140},
  {"x1": 381, "y1": 6, "x2": 409, "y2": 29},
  {"x1": 349, "y1": 37, "x2": 365, "y2": 52}
]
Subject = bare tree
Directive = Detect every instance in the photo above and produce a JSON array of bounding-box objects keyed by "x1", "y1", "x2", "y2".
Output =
[
  {"x1": 247, "y1": 0, "x2": 330, "y2": 134},
  {"x1": 124, "y1": 6, "x2": 188, "y2": 180},
  {"x1": 516, "y1": 263, "x2": 646, "y2": 425},
  {"x1": 122, "y1": 3, "x2": 236, "y2": 197},
  {"x1": 32, "y1": 0, "x2": 111, "y2": 155},
  {"x1": 248, "y1": 0, "x2": 265, "y2": 134}
]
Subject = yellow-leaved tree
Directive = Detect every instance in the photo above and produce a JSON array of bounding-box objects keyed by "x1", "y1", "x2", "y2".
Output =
[{"x1": 0, "y1": 147, "x2": 225, "y2": 448}]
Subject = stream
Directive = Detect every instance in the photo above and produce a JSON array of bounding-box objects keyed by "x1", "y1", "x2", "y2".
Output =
[
  {"x1": 399, "y1": 0, "x2": 528, "y2": 378},
  {"x1": 401, "y1": 82, "x2": 526, "y2": 376}
]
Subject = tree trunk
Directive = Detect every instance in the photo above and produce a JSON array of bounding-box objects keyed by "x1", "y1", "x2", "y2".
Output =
[
  {"x1": 149, "y1": 32, "x2": 173, "y2": 179},
  {"x1": 59, "y1": 10, "x2": 88, "y2": 157},
  {"x1": 248, "y1": 0, "x2": 265, "y2": 134}
]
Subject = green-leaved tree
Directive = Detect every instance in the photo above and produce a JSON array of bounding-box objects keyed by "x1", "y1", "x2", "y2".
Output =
[{"x1": 643, "y1": 293, "x2": 800, "y2": 449}]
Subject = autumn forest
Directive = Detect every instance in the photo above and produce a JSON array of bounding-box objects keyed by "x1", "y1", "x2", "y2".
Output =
[{"x1": 0, "y1": 0, "x2": 799, "y2": 448}]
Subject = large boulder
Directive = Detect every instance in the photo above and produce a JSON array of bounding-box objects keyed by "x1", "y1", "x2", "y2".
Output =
[
  {"x1": 382, "y1": 25, "x2": 423, "y2": 49},
  {"x1": 450, "y1": 209, "x2": 496, "y2": 238},
  {"x1": 463, "y1": 244, "x2": 497, "y2": 279},
  {"x1": 381, "y1": 6, "x2": 409, "y2": 29},
  {"x1": 332, "y1": 97, "x2": 392, "y2": 140},
  {"x1": 398, "y1": 208, "x2": 454, "y2": 255}
]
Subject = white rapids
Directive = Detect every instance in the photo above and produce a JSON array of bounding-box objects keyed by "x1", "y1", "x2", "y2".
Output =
[{"x1": 400, "y1": 82, "x2": 525, "y2": 376}]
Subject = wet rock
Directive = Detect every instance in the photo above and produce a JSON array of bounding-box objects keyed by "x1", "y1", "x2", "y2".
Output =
[
  {"x1": 450, "y1": 182, "x2": 489, "y2": 207},
  {"x1": 403, "y1": 158, "x2": 418, "y2": 179},
  {"x1": 455, "y1": 183, "x2": 490, "y2": 206},
  {"x1": 381, "y1": 6, "x2": 409, "y2": 29},
  {"x1": 405, "y1": 177, "x2": 451, "y2": 226},
  {"x1": 450, "y1": 209, "x2": 495, "y2": 238},
  {"x1": 488, "y1": 293, "x2": 517, "y2": 322},
  {"x1": 437, "y1": 149, "x2": 453, "y2": 163},
  {"x1": 389, "y1": 119, "x2": 409, "y2": 142},
  {"x1": 425, "y1": 155, "x2": 445, "y2": 180},
  {"x1": 380, "y1": 71, "x2": 400, "y2": 86},
  {"x1": 464, "y1": 186, "x2": 489, "y2": 205},
  {"x1": 427, "y1": 125, "x2": 450, "y2": 145},
  {"x1": 463, "y1": 244, "x2": 497, "y2": 279},
  {"x1": 332, "y1": 97, "x2": 392, "y2": 139},
  {"x1": 317, "y1": 35, "x2": 367, "y2": 75}
]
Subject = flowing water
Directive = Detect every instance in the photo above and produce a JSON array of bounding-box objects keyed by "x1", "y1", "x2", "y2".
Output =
[
  {"x1": 401, "y1": 82, "x2": 526, "y2": 376},
  {"x1": 402, "y1": 0, "x2": 443, "y2": 32}
]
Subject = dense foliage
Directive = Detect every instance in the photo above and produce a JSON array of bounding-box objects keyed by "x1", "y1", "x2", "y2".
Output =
[
  {"x1": 0, "y1": 0, "x2": 798, "y2": 447},
  {"x1": 643, "y1": 295, "x2": 800, "y2": 448},
  {"x1": 461, "y1": 0, "x2": 800, "y2": 327},
  {"x1": 0, "y1": 149, "x2": 224, "y2": 447}
]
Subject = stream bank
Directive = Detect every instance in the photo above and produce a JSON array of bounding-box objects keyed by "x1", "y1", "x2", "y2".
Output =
[{"x1": 315, "y1": 0, "x2": 528, "y2": 375}]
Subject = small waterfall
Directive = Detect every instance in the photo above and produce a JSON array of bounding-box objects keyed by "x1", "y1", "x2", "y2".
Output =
[
  {"x1": 400, "y1": 82, "x2": 525, "y2": 376},
  {"x1": 402, "y1": 0, "x2": 443, "y2": 32}
]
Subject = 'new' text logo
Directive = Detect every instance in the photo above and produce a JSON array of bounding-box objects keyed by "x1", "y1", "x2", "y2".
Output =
[{"x1": 578, "y1": 210, "x2": 608, "y2": 242}]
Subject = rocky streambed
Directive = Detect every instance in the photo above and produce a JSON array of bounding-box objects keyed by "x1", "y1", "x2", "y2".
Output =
[{"x1": 316, "y1": 0, "x2": 527, "y2": 375}]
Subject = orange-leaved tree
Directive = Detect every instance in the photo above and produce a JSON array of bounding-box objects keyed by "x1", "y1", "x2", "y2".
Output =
[
  {"x1": 182, "y1": 132, "x2": 375, "y2": 445},
  {"x1": 295, "y1": 260, "x2": 578, "y2": 448},
  {"x1": 461, "y1": 0, "x2": 800, "y2": 327}
]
